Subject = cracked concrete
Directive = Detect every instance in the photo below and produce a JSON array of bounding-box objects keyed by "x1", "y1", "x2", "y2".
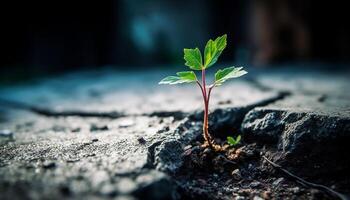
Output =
[{"x1": 0, "y1": 66, "x2": 349, "y2": 199}]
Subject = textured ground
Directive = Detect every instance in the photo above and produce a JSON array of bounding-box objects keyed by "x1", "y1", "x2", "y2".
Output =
[{"x1": 0, "y1": 65, "x2": 349, "y2": 200}]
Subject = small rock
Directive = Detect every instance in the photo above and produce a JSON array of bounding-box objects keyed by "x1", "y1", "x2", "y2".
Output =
[
  {"x1": 253, "y1": 196, "x2": 264, "y2": 200},
  {"x1": 248, "y1": 163, "x2": 253, "y2": 170},
  {"x1": 290, "y1": 186, "x2": 300, "y2": 193},
  {"x1": 42, "y1": 161, "x2": 56, "y2": 169},
  {"x1": 92, "y1": 138, "x2": 99, "y2": 142},
  {"x1": 222, "y1": 187, "x2": 234, "y2": 194},
  {"x1": 203, "y1": 148, "x2": 212, "y2": 154},
  {"x1": 235, "y1": 196, "x2": 245, "y2": 200},
  {"x1": 182, "y1": 148, "x2": 192, "y2": 156},
  {"x1": 232, "y1": 187, "x2": 240, "y2": 192},
  {"x1": 250, "y1": 181, "x2": 261, "y2": 188},
  {"x1": 231, "y1": 169, "x2": 242, "y2": 180},
  {"x1": 272, "y1": 177, "x2": 284, "y2": 187},
  {"x1": 0, "y1": 129, "x2": 13, "y2": 138},
  {"x1": 183, "y1": 145, "x2": 192, "y2": 151},
  {"x1": 137, "y1": 137, "x2": 146, "y2": 144}
]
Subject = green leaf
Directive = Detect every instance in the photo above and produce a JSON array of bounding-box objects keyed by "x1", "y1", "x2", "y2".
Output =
[
  {"x1": 204, "y1": 34, "x2": 227, "y2": 68},
  {"x1": 227, "y1": 135, "x2": 241, "y2": 146},
  {"x1": 235, "y1": 135, "x2": 241, "y2": 144},
  {"x1": 215, "y1": 66, "x2": 247, "y2": 86},
  {"x1": 159, "y1": 71, "x2": 197, "y2": 85},
  {"x1": 176, "y1": 71, "x2": 197, "y2": 81},
  {"x1": 227, "y1": 136, "x2": 236, "y2": 146},
  {"x1": 184, "y1": 48, "x2": 202, "y2": 70}
]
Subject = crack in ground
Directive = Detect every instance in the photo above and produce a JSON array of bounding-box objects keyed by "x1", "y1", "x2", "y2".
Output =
[
  {"x1": 144, "y1": 91, "x2": 291, "y2": 174},
  {"x1": 0, "y1": 98, "x2": 188, "y2": 119}
]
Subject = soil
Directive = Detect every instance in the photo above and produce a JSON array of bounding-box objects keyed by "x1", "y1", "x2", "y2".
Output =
[{"x1": 175, "y1": 140, "x2": 349, "y2": 200}]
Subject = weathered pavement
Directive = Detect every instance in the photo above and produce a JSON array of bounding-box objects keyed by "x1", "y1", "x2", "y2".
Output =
[{"x1": 0, "y1": 66, "x2": 349, "y2": 199}]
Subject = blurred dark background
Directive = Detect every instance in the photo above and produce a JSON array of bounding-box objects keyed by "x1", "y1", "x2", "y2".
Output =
[{"x1": 1, "y1": 0, "x2": 349, "y2": 83}]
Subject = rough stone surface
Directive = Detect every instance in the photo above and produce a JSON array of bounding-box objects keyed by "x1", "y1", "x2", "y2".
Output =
[{"x1": 0, "y1": 66, "x2": 350, "y2": 199}]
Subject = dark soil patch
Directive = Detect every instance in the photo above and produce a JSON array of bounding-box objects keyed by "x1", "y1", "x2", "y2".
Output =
[{"x1": 172, "y1": 138, "x2": 350, "y2": 200}]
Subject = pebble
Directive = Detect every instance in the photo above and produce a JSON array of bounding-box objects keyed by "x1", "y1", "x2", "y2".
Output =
[
  {"x1": 272, "y1": 177, "x2": 284, "y2": 187},
  {"x1": 137, "y1": 137, "x2": 146, "y2": 144},
  {"x1": 250, "y1": 181, "x2": 261, "y2": 188},
  {"x1": 203, "y1": 148, "x2": 212, "y2": 154},
  {"x1": 231, "y1": 169, "x2": 242, "y2": 180},
  {"x1": 235, "y1": 196, "x2": 245, "y2": 200},
  {"x1": 290, "y1": 186, "x2": 300, "y2": 193},
  {"x1": 253, "y1": 196, "x2": 264, "y2": 200},
  {"x1": 183, "y1": 145, "x2": 192, "y2": 151},
  {"x1": 42, "y1": 161, "x2": 56, "y2": 169}
]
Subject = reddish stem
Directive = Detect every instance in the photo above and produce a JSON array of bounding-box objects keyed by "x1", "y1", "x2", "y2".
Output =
[
  {"x1": 201, "y1": 69, "x2": 213, "y2": 148},
  {"x1": 196, "y1": 81, "x2": 206, "y2": 106}
]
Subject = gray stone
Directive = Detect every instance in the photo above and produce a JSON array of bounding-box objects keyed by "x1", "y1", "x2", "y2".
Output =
[
  {"x1": 250, "y1": 181, "x2": 261, "y2": 188},
  {"x1": 231, "y1": 169, "x2": 242, "y2": 180},
  {"x1": 272, "y1": 177, "x2": 284, "y2": 187},
  {"x1": 242, "y1": 94, "x2": 350, "y2": 154}
]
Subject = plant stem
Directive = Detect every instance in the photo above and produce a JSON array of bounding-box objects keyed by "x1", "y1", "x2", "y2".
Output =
[{"x1": 201, "y1": 68, "x2": 213, "y2": 148}]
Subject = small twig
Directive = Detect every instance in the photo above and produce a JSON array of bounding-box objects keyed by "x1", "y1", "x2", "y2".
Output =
[{"x1": 262, "y1": 156, "x2": 348, "y2": 200}]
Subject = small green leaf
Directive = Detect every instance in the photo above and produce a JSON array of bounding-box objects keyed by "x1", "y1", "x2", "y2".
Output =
[
  {"x1": 184, "y1": 48, "x2": 202, "y2": 70},
  {"x1": 204, "y1": 34, "x2": 227, "y2": 68},
  {"x1": 235, "y1": 135, "x2": 241, "y2": 144},
  {"x1": 159, "y1": 71, "x2": 197, "y2": 85},
  {"x1": 215, "y1": 66, "x2": 247, "y2": 86},
  {"x1": 227, "y1": 136, "x2": 236, "y2": 146},
  {"x1": 227, "y1": 135, "x2": 242, "y2": 146}
]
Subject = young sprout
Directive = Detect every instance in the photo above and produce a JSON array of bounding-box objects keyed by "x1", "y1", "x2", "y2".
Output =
[
  {"x1": 159, "y1": 34, "x2": 247, "y2": 149},
  {"x1": 227, "y1": 135, "x2": 241, "y2": 147}
]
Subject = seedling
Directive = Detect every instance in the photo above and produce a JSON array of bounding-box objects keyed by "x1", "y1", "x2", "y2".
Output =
[
  {"x1": 227, "y1": 135, "x2": 241, "y2": 147},
  {"x1": 159, "y1": 34, "x2": 247, "y2": 149}
]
